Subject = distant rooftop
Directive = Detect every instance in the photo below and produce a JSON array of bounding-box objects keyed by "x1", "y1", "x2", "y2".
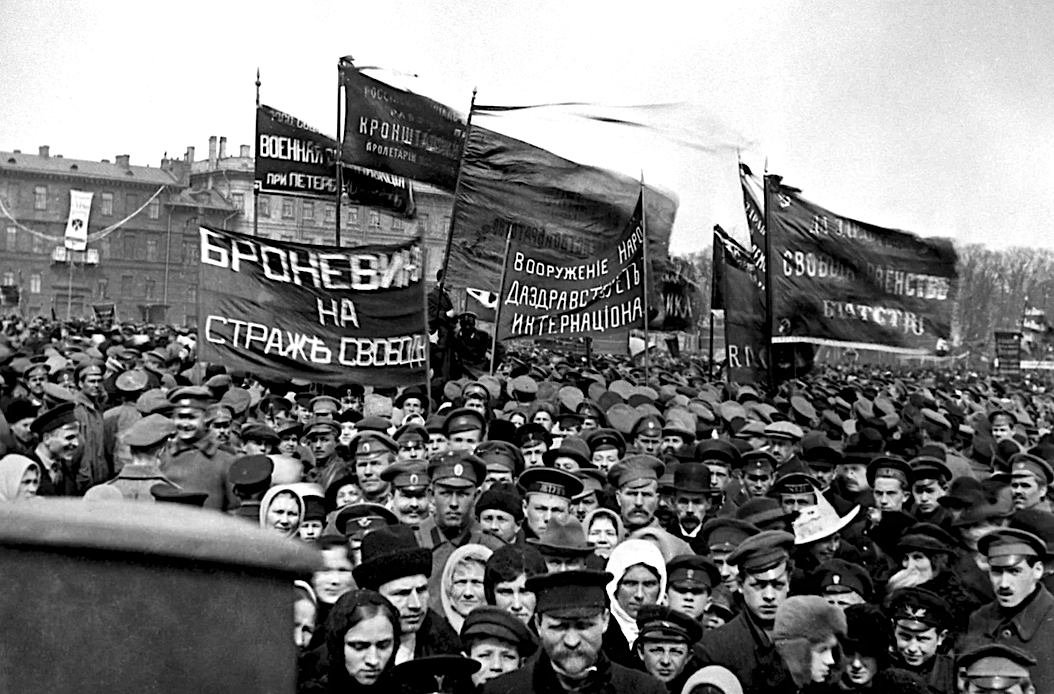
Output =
[{"x1": 0, "y1": 147, "x2": 179, "y2": 186}]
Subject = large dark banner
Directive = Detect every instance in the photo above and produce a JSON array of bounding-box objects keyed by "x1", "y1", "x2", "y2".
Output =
[
  {"x1": 339, "y1": 64, "x2": 466, "y2": 191},
  {"x1": 197, "y1": 226, "x2": 426, "y2": 386},
  {"x1": 656, "y1": 257, "x2": 697, "y2": 332},
  {"x1": 766, "y1": 178, "x2": 958, "y2": 354},
  {"x1": 740, "y1": 166, "x2": 767, "y2": 295},
  {"x1": 444, "y1": 125, "x2": 677, "y2": 311},
  {"x1": 256, "y1": 104, "x2": 415, "y2": 216},
  {"x1": 713, "y1": 226, "x2": 767, "y2": 385},
  {"x1": 497, "y1": 193, "x2": 645, "y2": 339}
]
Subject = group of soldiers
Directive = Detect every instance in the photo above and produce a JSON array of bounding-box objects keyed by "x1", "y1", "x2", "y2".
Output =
[{"x1": 1, "y1": 314, "x2": 1053, "y2": 694}]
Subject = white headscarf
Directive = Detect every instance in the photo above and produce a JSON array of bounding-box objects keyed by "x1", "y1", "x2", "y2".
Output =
[
  {"x1": 440, "y1": 543, "x2": 493, "y2": 634},
  {"x1": 604, "y1": 538, "x2": 667, "y2": 646},
  {"x1": 259, "y1": 484, "x2": 306, "y2": 537}
]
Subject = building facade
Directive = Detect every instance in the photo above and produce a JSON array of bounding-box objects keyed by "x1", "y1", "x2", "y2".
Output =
[{"x1": 0, "y1": 137, "x2": 454, "y2": 327}]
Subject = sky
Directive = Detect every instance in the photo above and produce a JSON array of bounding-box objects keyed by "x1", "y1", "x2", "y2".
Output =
[{"x1": 2, "y1": 0, "x2": 1052, "y2": 256}]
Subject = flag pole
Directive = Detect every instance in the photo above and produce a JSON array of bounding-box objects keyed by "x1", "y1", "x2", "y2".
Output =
[
  {"x1": 66, "y1": 256, "x2": 74, "y2": 321},
  {"x1": 436, "y1": 87, "x2": 477, "y2": 299},
  {"x1": 336, "y1": 57, "x2": 353, "y2": 247},
  {"x1": 489, "y1": 223, "x2": 513, "y2": 375},
  {"x1": 253, "y1": 68, "x2": 261, "y2": 239},
  {"x1": 709, "y1": 239, "x2": 717, "y2": 379},
  {"x1": 640, "y1": 173, "x2": 651, "y2": 385},
  {"x1": 763, "y1": 174, "x2": 778, "y2": 395},
  {"x1": 420, "y1": 227, "x2": 431, "y2": 411}
]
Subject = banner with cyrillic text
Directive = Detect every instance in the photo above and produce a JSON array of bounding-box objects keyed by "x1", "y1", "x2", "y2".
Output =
[
  {"x1": 714, "y1": 226, "x2": 767, "y2": 385},
  {"x1": 339, "y1": 64, "x2": 466, "y2": 191},
  {"x1": 256, "y1": 104, "x2": 415, "y2": 216},
  {"x1": 444, "y1": 125, "x2": 676, "y2": 310},
  {"x1": 65, "y1": 190, "x2": 92, "y2": 251},
  {"x1": 766, "y1": 179, "x2": 958, "y2": 354},
  {"x1": 196, "y1": 226, "x2": 426, "y2": 386},
  {"x1": 498, "y1": 193, "x2": 646, "y2": 339}
]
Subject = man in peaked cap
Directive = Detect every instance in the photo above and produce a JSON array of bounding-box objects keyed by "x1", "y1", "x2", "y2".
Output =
[
  {"x1": 69, "y1": 359, "x2": 108, "y2": 491},
  {"x1": 444, "y1": 407, "x2": 486, "y2": 453},
  {"x1": 634, "y1": 604, "x2": 704, "y2": 690},
  {"x1": 585, "y1": 427, "x2": 625, "y2": 473},
  {"x1": 630, "y1": 414, "x2": 664, "y2": 456},
  {"x1": 909, "y1": 456, "x2": 953, "y2": 526},
  {"x1": 769, "y1": 472, "x2": 824, "y2": 516},
  {"x1": 698, "y1": 517, "x2": 759, "y2": 596},
  {"x1": 304, "y1": 417, "x2": 351, "y2": 492},
  {"x1": 28, "y1": 402, "x2": 80, "y2": 496},
  {"x1": 160, "y1": 385, "x2": 237, "y2": 510},
  {"x1": 383, "y1": 458, "x2": 431, "y2": 527},
  {"x1": 516, "y1": 422, "x2": 551, "y2": 469},
  {"x1": 461, "y1": 605, "x2": 537, "y2": 689},
  {"x1": 810, "y1": 558, "x2": 872, "y2": 608},
  {"x1": 483, "y1": 570, "x2": 665, "y2": 694},
  {"x1": 393, "y1": 422, "x2": 429, "y2": 461},
  {"x1": 1008, "y1": 453, "x2": 1054, "y2": 513},
  {"x1": 475, "y1": 440, "x2": 524, "y2": 491},
  {"x1": 665, "y1": 554, "x2": 720, "y2": 622},
  {"x1": 349, "y1": 431, "x2": 399, "y2": 506},
  {"x1": 103, "y1": 368, "x2": 148, "y2": 472},
  {"x1": 958, "y1": 643, "x2": 1037, "y2": 694},
  {"x1": 694, "y1": 530, "x2": 796, "y2": 693},
  {"x1": 737, "y1": 450, "x2": 778, "y2": 502},
  {"x1": 867, "y1": 455, "x2": 912, "y2": 513},
  {"x1": 887, "y1": 587, "x2": 957, "y2": 693},
  {"x1": 353, "y1": 524, "x2": 463, "y2": 664},
  {"x1": 609, "y1": 454, "x2": 666, "y2": 532},
  {"x1": 518, "y1": 466, "x2": 583, "y2": 542},
  {"x1": 105, "y1": 413, "x2": 180, "y2": 502},
  {"x1": 462, "y1": 381, "x2": 492, "y2": 417},
  {"x1": 225, "y1": 453, "x2": 273, "y2": 520},
  {"x1": 764, "y1": 420, "x2": 804, "y2": 470}
]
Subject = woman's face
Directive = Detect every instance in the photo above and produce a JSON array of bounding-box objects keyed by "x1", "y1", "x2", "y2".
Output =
[
  {"x1": 312, "y1": 546, "x2": 355, "y2": 605},
  {"x1": 278, "y1": 435, "x2": 299, "y2": 456},
  {"x1": 344, "y1": 614, "x2": 395, "y2": 686},
  {"x1": 588, "y1": 517, "x2": 618, "y2": 558},
  {"x1": 18, "y1": 466, "x2": 40, "y2": 499},
  {"x1": 810, "y1": 635, "x2": 838, "y2": 683},
  {"x1": 616, "y1": 564, "x2": 661, "y2": 618},
  {"x1": 844, "y1": 650, "x2": 878, "y2": 686},
  {"x1": 532, "y1": 411, "x2": 553, "y2": 431},
  {"x1": 266, "y1": 492, "x2": 300, "y2": 534},
  {"x1": 335, "y1": 483, "x2": 362, "y2": 508},
  {"x1": 449, "y1": 560, "x2": 486, "y2": 617},
  {"x1": 902, "y1": 551, "x2": 935, "y2": 583}
]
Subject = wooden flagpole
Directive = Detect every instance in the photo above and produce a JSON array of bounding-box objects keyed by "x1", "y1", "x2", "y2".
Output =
[
  {"x1": 489, "y1": 223, "x2": 513, "y2": 375},
  {"x1": 336, "y1": 57, "x2": 354, "y2": 247},
  {"x1": 253, "y1": 68, "x2": 261, "y2": 238},
  {"x1": 420, "y1": 226, "x2": 432, "y2": 409}
]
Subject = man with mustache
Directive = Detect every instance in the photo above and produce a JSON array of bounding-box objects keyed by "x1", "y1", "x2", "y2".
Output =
[
  {"x1": 694, "y1": 530, "x2": 795, "y2": 693},
  {"x1": 610, "y1": 454, "x2": 665, "y2": 532},
  {"x1": 481, "y1": 570, "x2": 664, "y2": 694},
  {"x1": 966, "y1": 528, "x2": 1054, "y2": 694},
  {"x1": 1007, "y1": 453, "x2": 1053, "y2": 513},
  {"x1": 662, "y1": 463, "x2": 712, "y2": 541},
  {"x1": 159, "y1": 386, "x2": 237, "y2": 510},
  {"x1": 382, "y1": 459, "x2": 431, "y2": 527}
]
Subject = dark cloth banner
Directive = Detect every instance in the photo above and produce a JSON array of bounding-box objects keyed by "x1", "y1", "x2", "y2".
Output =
[
  {"x1": 444, "y1": 125, "x2": 676, "y2": 303},
  {"x1": 766, "y1": 177, "x2": 959, "y2": 354},
  {"x1": 714, "y1": 226, "x2": 767, "y2": 385},
  {"x1": 497, "y1": 193, "x2": 646, "y2": 340},
  {"x1": 196, "y1": 226, "x2": 426, "y2": 386},
  {"x1": 339, "y1": 64, "x2": 466, "y2": 191},
  {"x1": 656, "y1": 257, "x2": 697, "y2": 332},
  {"x1": 739, "y1": 165, "x2": 767, "y2": 295},
  {"x1": 256, "y1": 104, "x2": 415, "y2": 216},
  {"x1": 92, "y1": 302, "x2": 116, "y2": 328}
]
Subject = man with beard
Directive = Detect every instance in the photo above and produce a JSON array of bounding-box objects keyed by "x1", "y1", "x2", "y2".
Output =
[
  {"x1": 1007, "y1": 454, "x2": 1053, "y2": 513},
  {"x1": 662, "y1": 463, "x2": 712, "y2": 541},
  {"x1": 28, "y1": 402, "x2": 80, "y2": 496},
  {"x1": 350, "y1": 432, "x2": 398, "y2": 505},
  {"x1": 482, "y1": 569, "x2": 665, "y2": 694},
  {"x1": 353, "y1": 524, "x2": 462, "y2": 665},
  {"x1": 70, "y1": 361, "x2": 108, "y2": 490},
  {"x1": 610, "y1": 454, "x2": 665, "y2": 532},
  {"x1": 159, "y1": 386, "x2": 237, "y2": 510},
  {"x1": 694, "y1": 530, "x2": 795, "y2": 694},
  {"x1": 383, "y1": 459, "x2": 431, "y2": 527},
  {"x1": 416, "y1": 450, "x2": 503, "y2": 612},
  {"x1": 887, "y1": 587, "x2": 957, "y2": 693},
  {"x1": 634, "y1": 605, "x2": 704, "y2": 693},
  {"x1": 965, "y1": 528, "x2": 1054, "y2": 693}
]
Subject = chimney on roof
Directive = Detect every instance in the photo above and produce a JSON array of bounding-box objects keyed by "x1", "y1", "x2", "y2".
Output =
[
  {"x1": 38, "y1": 145, "x2": 49, "y2": 158},
  {"x1": 240, "y1": 144, "x2": 250, "y2": 158},
  {"x1": 219, "y1": 136, "x2": 227, "y2": 159},
  {"x1": 208, "y1": 136, "x2": 218, "y2": 168},
  {"x1": 185, "y1": 146, "x2": 195, "y2": 163},
  {"x1": 115, "y1": 154, "x2": 130, "y2": 168}
]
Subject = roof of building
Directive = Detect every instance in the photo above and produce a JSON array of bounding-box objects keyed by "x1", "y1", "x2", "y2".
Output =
[{"x1": 0, "y1": 151, "x2": 180, "y2": 187}]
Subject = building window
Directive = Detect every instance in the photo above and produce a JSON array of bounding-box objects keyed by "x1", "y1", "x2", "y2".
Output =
[
  {"x1": 146, "y1": 238, "x2": 159, "y2": 262},
  {"x1": 346, "y1": 207, "x2": 359, "y2": 226},
  {"x1": 440, "y1": 216, "x2": 450, "y2": 234},
  {"x1": 391, "y1": 216, "x2": 403, "y2": 230},
  {"x1": 32, "y1": 233, "x2": 44, "y2": 254},
  {"x1": 303, "y1": 201, "x2": 315, "y2": 222},
  {"x1": 4, "y1": 184, "x2": 18, "y2": 207},
  {"x1": 1, "y1": 272, "x2": 13, "y2": 286},
  {"x1": 97, "y1": 279, "x2": 108, "y2": 298},
  {"x1": 145, "y1": 279, "x2": 156, "y2": 300},
  {"x1": 324, "y1": 204, "x2": 335, "y2": 224},
  {"x1": 418, "y1": 214, "x2": 430, "y2": 235},
  {"x1": 33, "y1": 186, "x2": 47, "y2": 210},
  {"x1": 259, "y1": 196, "x2": 271, "y2": 219},
  {"x1": 148, "y1": 198, "x2": 160, "y2": 220},
  {"x1": 120, "y1": 275, "x2": 133, "y2": 296},
  {"x1": 182, "y1": 240, "x2": 196, "y2": 263},
  {"x1": 101, "y1": 238, "x2": 111, "y2": 259},
  {"x1": 369, "y1": 211, "x2": 380, "y2": 227},
  {"x1": 17, "y1": 230, "x2": 31, "y2": 253},
  {"x1": 127, "y1": 193, "x2": 138, "y2": 214},
  {"x1": 123, "y1": 233, "x2": 135, "y2": 259},
  {"x1": 282, "y1": 199, "x2": 295, "y2": 219},
  {"x1": 30, "y1": 273, "x2": 42, "y2": 294},
  {"x1": 5, "y1": 228, "x2": 15, "y2": 252},
  {"x1": 231, "y1": 193, "x2": 245, "y2": 215},
  {"x1": 134, "y1": 237, "x2": 146, "y2": 260},
  {"x1": 101, "y1": 193, "x2": 114, "y2": 216}
]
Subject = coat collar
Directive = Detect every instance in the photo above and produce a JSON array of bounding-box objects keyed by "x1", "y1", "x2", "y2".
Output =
[{"x1": 1009, "y1": 585, "x2": 1054, "y2": 641}]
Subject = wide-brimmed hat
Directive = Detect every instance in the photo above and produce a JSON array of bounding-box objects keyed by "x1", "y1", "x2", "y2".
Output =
[
  {"x1": 527, "y1": 516, "x2": 596, "y2": 558},
  {"x1": 792, "y1": 494, "x2": 860, "y2": 545}
]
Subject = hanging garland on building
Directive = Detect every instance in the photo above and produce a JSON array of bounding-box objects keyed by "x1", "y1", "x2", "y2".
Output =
[{"x1": 0, "y1": 185, "x2": 166, "y2": 244}]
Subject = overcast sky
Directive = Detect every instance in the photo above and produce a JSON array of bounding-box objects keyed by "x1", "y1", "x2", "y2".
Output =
[{"x1": 2, "y1": 1, "x2": 1051, "y2": 255}]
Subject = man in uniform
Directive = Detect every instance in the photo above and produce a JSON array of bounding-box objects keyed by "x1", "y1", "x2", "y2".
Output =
[
  {"x1": 383, "y1": 458, "x2": 431, "y2": 527},
  {"x1": 444, "y1": 408, "x2": 486, "y2": 453},
  {"x1": 630, "y1": 415, "x2": 664, "y2": 456},
  {"x1": 304, "y1": 417, "x2": 350, "y2": 491},
  {"x1": 610, "y1": 454, "x2": 665, "y2": 532},
  {"x1": 634, "y1": 604, "x2": 704, "y2": 692},
  {"x1": 70, "y1": 361, "x2": 108, "y2": 490},
  {"x1": 227, "y1": 454, "x2": 273, "y2": 520},
  {"x1": 350, "y1": 431, "x2": 399, "y2": 505},
  {"x1": 107, "y1": 413, "x2": 180, "y2": 501},
  {"x1": 887, "y1": 587, "x2": 957, "y2": 693},
  {"x1": 1007, "y1": 453, "x2": 1054, "y2": 513},
  {"x1": 159, "y1": 386, "x2": 237, "y2": 510},
  {"x1": 665, "y1": 554, "x2": 720, "y2": 622},
  {"x1": 957, "y1": 643, "x2": 1038, "y2": 694},
  {"x1": 519, "y1": 467, "x2": 583, "y2": 541}
]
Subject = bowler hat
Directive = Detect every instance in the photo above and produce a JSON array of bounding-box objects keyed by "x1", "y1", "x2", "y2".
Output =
[{"x1": 353, "y1": 524, "x2": 432, "y2": 591}]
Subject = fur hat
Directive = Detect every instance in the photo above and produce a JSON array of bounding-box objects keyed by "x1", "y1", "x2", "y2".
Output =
[
  {"x1": 772, "y1": 595, "x2": 847, "y2": 643},
  {"x1": 352, "y1": 524, "x2": 432, "y2": 591}
]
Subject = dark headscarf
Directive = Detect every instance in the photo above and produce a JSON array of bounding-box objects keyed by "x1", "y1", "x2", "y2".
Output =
[{"x1": 323, "y1": 589, "x2": 401, "y2": 692}]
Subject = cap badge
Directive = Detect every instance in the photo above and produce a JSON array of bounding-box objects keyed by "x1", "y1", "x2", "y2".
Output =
[
  {"x1": 454, "y1": 463, "x2": 464, "y2": 477},
  {"x1": 906, "y1": 606, "x2": 927, "y2": 620},
  {"x1": 409, "y1": 473, "x2": 419, "y2": 486},
  {"x1": 832, "y1": 575, "x2": 841, "y2": 585},
  {"x1": 356, "y1": 518, "x2": 372, "y2": 528}
]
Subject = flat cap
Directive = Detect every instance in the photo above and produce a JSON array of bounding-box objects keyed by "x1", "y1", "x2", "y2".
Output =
[
  {"x1": 518, "y1": 467, "x2": 583, "y2": 499},
  {"x1": 167, "y1": 385, "x2": 213, "y2": 410},
  {"x1": 460, "y1": 605, "x2": 537, "y2": 655},
  {"x1": 115, "y1": 369, "x2": 150, "y2": 394},
  {"x1": 727, "y1": 529, "x2": 794, "y2": 574},
  {"x1": 979, "y1": 528, "x2": 1047, "y2": 567},
  {"x1": 240, "y1": 422, "x2": 279, "y2": 443},
  {"x1": 958, "y1": 643, "x2": 1036, "y2": 691},
  {"x1": 229, "y1": 454, "x2": 274, "y2": 488},
  {"x1": 308, "y1": 394, "x2": 341, "y2": 413},
  {"x1": 635, "y1": 604, "x2": 704, "y2": 645},
  {"x1": 123, "y1": 413, "x2": 175, "y2": 448},
  {"x1": 525, "y1": 569, "x2": 612, "y2": 617},
  {"x1": 608, "y1": 454, "x2": 665, "y2": 489},
  {"x1": 764, "y1": 421, "x2": 804, "y2": 441}
]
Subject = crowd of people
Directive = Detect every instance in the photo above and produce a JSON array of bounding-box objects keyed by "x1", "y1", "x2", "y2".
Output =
[{"x1": 1, "y1": 314, "x2": 1053, "y2": 694}]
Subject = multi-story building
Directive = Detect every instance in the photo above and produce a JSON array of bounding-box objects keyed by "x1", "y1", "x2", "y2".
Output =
[{"x1": 0, "y1": 137, "x2": 454, "y2": 327}]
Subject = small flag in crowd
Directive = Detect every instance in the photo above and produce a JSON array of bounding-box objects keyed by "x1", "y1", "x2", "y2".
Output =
[{"x1": 466, "y1": 287, "x2": 498, "y2": 321}]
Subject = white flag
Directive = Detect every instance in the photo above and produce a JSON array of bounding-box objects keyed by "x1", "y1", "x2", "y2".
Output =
[{"x1": 65, "y1": 190, "x2": 93, "y2": 251}]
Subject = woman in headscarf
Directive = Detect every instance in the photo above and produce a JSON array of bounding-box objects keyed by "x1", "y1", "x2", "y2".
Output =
[
  {"x1": 0, "y1": 454, "x2": 41, "y2": 501},
  {"x1": 440, "y1": 543, "x2": 493, "y2": 634},
  {"x1": 300, "y1": 589, "x2": 401, "y2": 694},
  {"x1": 584, "y1": 507, "x2": 625, "y2": 560},
  {"x1": 604, "y1": 538, "x2": 668, "y2": 668},
  {"x1": 260, "y1": 484, "x2": 305, "y2": 538}
]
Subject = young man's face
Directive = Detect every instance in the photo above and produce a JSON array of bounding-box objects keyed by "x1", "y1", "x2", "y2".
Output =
[
  {"x1": 990, "y1": 558, "x2": 1043, "y2": 608},
  {"x1": 667, "y1": 583, "x2": 710, "y2": 619},
  {"x1": 706, "y1": 464, "x2": 731, "y2": 492},
  {"x1": 468, "y1": 637, "x2": 521, "y2": 688},
  {"x1": 912, "y1": 478, "x2": 946, "y2": 514},
  {"x1": 492, "y1": 572, "x2": 537, "y2": 623},
  {"x1": 523, "y1": 492, "x2": 569, "y2": 537},
  {"x1": 637, "y1": 639, "x2": 691, "y2": 684},
  {"x1": 378, "y1": 574, "x2": 429, "y2": 635},
  {"x1": 872, "y1": 478, "x2": 908, "y2": 511},
  {"x1": 431, "y1": 482, "x2": 477, "y2": 530},
  {"x1": 894, "y1": 623, "x2": 945, "y2": 667},
  {"x1": 741, "y1": 562, "x2": 789, "y2": 624},
  {"x1": 1010, "y1": 475, "x2": 1047, "y2": 511}
]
